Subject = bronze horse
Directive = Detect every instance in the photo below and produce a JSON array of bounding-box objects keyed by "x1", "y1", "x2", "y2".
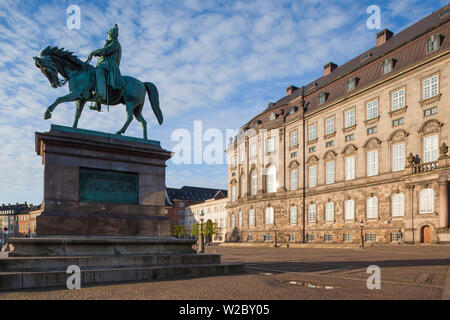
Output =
[{"x1": 34, "y1": 46, "x2": 162, "y2": 139}]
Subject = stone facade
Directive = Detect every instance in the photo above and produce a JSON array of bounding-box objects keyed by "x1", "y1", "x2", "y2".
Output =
[{"x1": 225, "y1": 6, "x2": 450, "y2": 245}]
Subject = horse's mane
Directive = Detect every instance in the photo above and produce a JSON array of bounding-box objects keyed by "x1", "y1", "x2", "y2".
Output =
[{"x1": 40, "y1": 46, "x2": 89, "y2": 71}]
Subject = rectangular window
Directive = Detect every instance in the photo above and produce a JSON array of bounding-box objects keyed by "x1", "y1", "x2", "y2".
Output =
[
  {"x1": 367, "y1": 100, "x2": 378, "y2": 120},
  {"x1": 343, "y1": 234, "x2": 353, "y2": 242},
  {"x1": 326, "y1": 140, "x2": 334, "y2": 148},
  {"x1": 392, "y1": 89, "x2": 405, "y2": 111},
  {"x1": 289, "y1": 234, "x2": 296, "y2": 242},
  {"x1": 345, "y1": 109, "x2": 355, "y2": 128},
  {"x1": 308, "y1": 204, "x2": 317, "y2": 223},
  {"x1": 423, "y1": 75, "x2": 438, "y2": 100},
  {"x1": 309, "y1": 124, "x2": 317, "y2": 141},
  {"x1": 392, "y1": 118, "x2": 404, "y2": 127},
  {"x1": 326, "y1": 117, "x2": 335, "y2": 135},
  {"x1": 231, "y1": 156, "x2": 236, "y2": 167},
  {"x1": 291, "y1": 152, "x2": 297, "y2": 158},
  {"x1": 367, "y1": 150, "x2": 378, "y2": 176},
  {"x1": 309, "y1": 146, "x2": 316, "y2": 153},
  {"x1": 326, "y1": 161, "x2": 335, "y2": 184},
  {"x1": 392, "y1": 143, "x2": 405, "y2": 172},
  {"x1": 367, "y1": 127, "x2": 377, "y2": 135},
  {"x1": 392, "y1": 193, "x2": 405, "y2": 217},
  {"x1": 240, "y1": 148, "x2": 245, "y2": 164},
  {"x1": 250, "y1": 142, "x2": 257, "y2": 158},
  {"x1": 324, "y1": 234, "x2": 333, "y2": 242},
  {"x1": 291, "y1": 131, "x2": 298, "y2": 147},
  {"x1": 231, "y1": 186, "x2": 237, "y2": 201},
  {"x1": 345, "y1": 156, "x2": 355, "y2": 180},
  {"x1": 306, "y1": 234, "x2": 315, "y2": 242},
  {"x1": 423, "y1": 135, "x2": 439, "y2": 163},
  {"x1": 390, "y1": 232, "x2": 403, "y2": 242},
  {"x1": 290, "y1": 170, "x2": 298, "y2": 191},
  {"x1": 267, "y1": 137, "x2": 274, "y2": 153},
  {"x1": 424, "y1": 106, "x2": 437, "y2": 117},
  {"x1": 345, "y1": 199, "x2": 355, "y2": 220},
  {"x1": 325, "y1": 202, "x2": 334, "y2": 222},
  {"x1": 309, "y1": 166, "x2": 317, "y2": 187},
  {"x1": 248, "y1": 234, "x2": 254, "y2": 241},
  {"x1": 365, "y1": 233, "x2": 377, "y2": 242},
  {"x1": 345, "y1": 134, "x2": 355, "y2": 142}
]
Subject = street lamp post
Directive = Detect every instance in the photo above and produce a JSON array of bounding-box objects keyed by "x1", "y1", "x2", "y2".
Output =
[
  {"x1": 274, "y1": 225, "x2": 278, "y2": 248},
  {"x1": 360, "y1": 220, "x2": 365, "y2": 248},
  {"x1": 199, "y1": 210, "x2": 205, "y2": 254}
]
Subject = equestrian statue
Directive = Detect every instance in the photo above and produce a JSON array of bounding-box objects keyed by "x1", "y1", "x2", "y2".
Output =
[{"x1": 33, "y1": 24, "x2": 162, "y2": 140}]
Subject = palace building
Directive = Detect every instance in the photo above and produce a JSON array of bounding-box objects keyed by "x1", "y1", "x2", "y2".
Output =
[{"x1": 225, "y1": 5, "x2": 450, "y2": 245}]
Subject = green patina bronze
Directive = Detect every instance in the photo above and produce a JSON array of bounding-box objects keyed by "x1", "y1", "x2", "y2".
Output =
[
  {"x1": 33, "y1": 24, "x2": 163, "y2": 140},
  {"x1": 79, "y1": 168, "x2": 139, "y2": 205}
]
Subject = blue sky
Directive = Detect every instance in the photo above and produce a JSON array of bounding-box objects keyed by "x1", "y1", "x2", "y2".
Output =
[{"x1": 0, "y1": 0, "x2": 447, "y2": 205}]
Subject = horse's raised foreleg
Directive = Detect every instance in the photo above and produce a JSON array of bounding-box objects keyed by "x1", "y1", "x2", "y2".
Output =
[
  {"x1": 115, "y1": 103, "x2": 134, "y2": 136},
  {"x1": 72, "y1": 100, "x2": 86, "y2": 128},
  {"x1": 44, "y1": 92, "x2": 79, "y2": 120}
]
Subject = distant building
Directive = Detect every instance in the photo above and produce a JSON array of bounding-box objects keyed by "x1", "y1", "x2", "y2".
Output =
[
  {"x1": 187, "y1": 190, "x2": 228, "y2": 243},
  {"x1": 0, "y1": 202, "x2": 41, "y2": 239},
  {"x1": 165, "y1": 186, "x2": 227, "y2": 235}
]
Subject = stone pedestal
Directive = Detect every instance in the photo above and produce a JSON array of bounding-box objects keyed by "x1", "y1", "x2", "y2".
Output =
[{"x1": 34, "y1": 125, "x2": 172, "y2": 237}]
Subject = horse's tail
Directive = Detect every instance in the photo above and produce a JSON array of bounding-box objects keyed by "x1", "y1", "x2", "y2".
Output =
[{"x1": 144, "y1": 82, "x2": 163, "y2": 125}]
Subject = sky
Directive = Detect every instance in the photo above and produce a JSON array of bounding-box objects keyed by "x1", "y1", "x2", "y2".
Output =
[{"x1": 0, "y1": 0, "x2": 447, "y2": 205}]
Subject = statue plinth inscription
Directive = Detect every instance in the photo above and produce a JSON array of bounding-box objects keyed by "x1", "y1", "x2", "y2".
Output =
[{"x1": 34, "y1": 125, "x2": 172, "y2": 237}]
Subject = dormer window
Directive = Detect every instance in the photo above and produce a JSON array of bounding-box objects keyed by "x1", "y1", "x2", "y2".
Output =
[
  {"x1": 347, "y1": 77, "x2": 358, "y2": 92},
  {"x1": 288, "y1": 106, "x2": 296, "y2": 115},
  {"x1": 426, "y1": 35, "x2": 441, "y2": 54},
  {"x1": 318, "y1": 92, "x2": 327, "y2": 105},
  {"x1": 269, "y1": 112, "x2": 276, "y2": 120},
  {"x1": 253, "y1": 120, "x2": 260, "y2": 127},
  {"x1": 382, "y1": 58, "x2": 394, "y2": 74},
  {"x1": 440, "y1": 6, "x2": 450, "y2": 18}
]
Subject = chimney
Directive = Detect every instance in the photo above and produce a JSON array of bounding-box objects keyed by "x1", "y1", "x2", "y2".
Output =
[
  {"x1": 323, "y1": 62, "x2": 338, "y2": 77},
  {"x1": 376, "y1": 29, "x2": 394, "y2": 47},
  {"x1": 286, "y1": 85, "x2": 298, "y2": 96}
]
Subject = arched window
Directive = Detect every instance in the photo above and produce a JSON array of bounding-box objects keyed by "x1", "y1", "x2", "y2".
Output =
[
  {"x1": 231, "y1": 185, "x2": 237, "y2": 202},
  {"x1": 290, "y1": 206, "x2": 298, "y2": 224},
  {"x1": 251, "y1": 170, "x2": 258, "y2": 195},
  {"x1": 264, "y1": 207, "x2": 274, "y2": 224},
  {"x1": 231, "y1": 213, "x2": 236, "y2": 228},
  {"x1": 238, "y1": 210, "x2": 243, "y2": 228},
  {"x1": 266, "y1": 165, "x2": 277, "y2": 193},
  {"x1": 420, "y1": 188, "x2": 434, "y2": 214},
  {"x1": 248, "y1": 209, "x2": 255, "y2": 226},
  {"x1": 240, "y1": 175, "x2": 245, "y2": 198},
  {"x1": 325, "y1": 202, "x2": 334, "y2": 222},
  {"x1": 391, "y1": 193, "x2": 405, "y2": 217},
  {"x1": 308, "y1": 204, "x2": 317, "y2": 223},
  {"x1": 366, "y1": 197, "x2": 378, "y2": 219},
  {"x1": 290, "y1": 169, "x2": 298, "y2": 190}
]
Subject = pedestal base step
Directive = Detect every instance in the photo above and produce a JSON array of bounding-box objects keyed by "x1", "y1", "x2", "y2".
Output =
[{"x1": 0, "y1": 262, "x2": 245, "y2": 291}]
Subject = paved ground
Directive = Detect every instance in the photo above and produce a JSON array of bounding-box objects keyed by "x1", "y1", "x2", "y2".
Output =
[{"x1": 0, "y1": 245, "x2": 449, "y2": 300}]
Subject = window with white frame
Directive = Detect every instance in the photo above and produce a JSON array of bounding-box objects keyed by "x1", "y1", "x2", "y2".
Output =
[
  {"x1": 251, "y1": 170, "x2": 258, "y2": 195},
  {"x1": 309, "y1": 124, "x2": 317, "y2": 141},
  {"x1": 382, "y1": 59, "x2": 393, "y2": 74},
  {"x1": 392, "y1": 89, "x2": 405, "y2": 111},
  {"x1": 291, "y1": 131, "x2": 298, "y2": 147},
  {"x1": 231, "y1": 213, "x2": 236, "y2": 228},
  {"x1": 345, "y1": 156, "x2": 355, "y2": 180},
  {"x1": 325, "y1": 202, "x2": 334, "y2": 222},
  {"x1": 240, "y1": 176, "x2": 245, "y2": 197},
  {"x1": 250, "y1": 142, "x2": 257, "y2": 158},
  {"x1": 366, "y1": 196, "x2": 378, "y2": 219},
  {"x1": 426, "y1": 35, "x2": 440, "y2": 53},
  {"x1": 266, "y1": 165, "x2": 277, "y2": 193},
  {"x1": 231, "y1": 185, "x2": 237, "y2": 201},
  {"x1": 265, "y1": 207, "x2": 274, "y2": 224},
  {"x1": 326, "y1": 161, "x2": 335, "y2": 184},
  {"x1": 345, "y1": 109, "x2": 355, "y2": 128},
  {"x1": 309, "y1": 166, "x2": 317, "y2": 187},
  {"x1": 290, "y1": 169, "x2": 298, "y2": 191},
  {"x1": 240, "y1": 148, "x2": 245, "y2": 164},
  {"x1": 423, "y1": 134, "x2": 439, "y2": 163},
  {"x1": 326, "y1": 117, "x2": 335, "y2": 135},
  {"x1": 290, "y1": 206, "x2": 298, "y2": 224},
  {"x1": 423, "y1": 75, "x2": 438, "y2": 100},
  {"x1": 249, "y1": 209, "x2": 255, "y2": 226},
  {"x1": 419, "y1": 188, "x2": 434, "y2": 214},
  {"x1": 238, "y1": 210, "x2": 243, "y2": 228},
  {"x1": 267, "y1": 137, "x2": 275, "y2": 153},
  {"x1": 367, "y1": 150, "x2": 378, "y2": 176},
  {"x1": 392, "y1": 143, "x2": 405, "y2": 172},
  {"x1": 391, "y1": 193, "x2": 405, "y2": 217},
  {"x1": 367, "y1": 99, "x2": 378, "y2": 120},
  {"x1": 345, "y1": 199, "x2": 355, "y2": 220},
  {"x1": 308, "y1": 204, "x2": 317, "y2": 223}
]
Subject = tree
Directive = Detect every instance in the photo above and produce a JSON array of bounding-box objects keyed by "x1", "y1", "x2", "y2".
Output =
[
  {"x1": 173, "y1": 225, "x2": 185, "y2": 238},
  {"x1": 191, "y1": 222, "x2": 217, "y2": 238}
]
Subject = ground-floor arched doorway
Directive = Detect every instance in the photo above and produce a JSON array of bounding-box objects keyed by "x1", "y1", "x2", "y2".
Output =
[{"x1": 421, "y1": 225, "x2": 432, "y2": 244}]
